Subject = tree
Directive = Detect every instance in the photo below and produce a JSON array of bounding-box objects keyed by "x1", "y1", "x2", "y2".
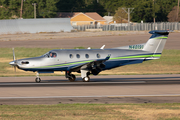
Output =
[
  {"x1": 22, "y1": 0, "x2": 57, "y2": 18},
  {"x1": 0, "y1": 7, "x2": 10, "y2": 19},
  {"x1": 43, "y1": 0, "x2": 57, "y2": 18},
  {"x1": 85, "y1": 0, "x2": 106, "y2": 16},
  {"x1": 155, "y1": 0, "x2": 177, "y2": 22},
  {"x1": 131, "y1": 0, "x2": 155, "y2": 22},
  {"x1": 56, "y1": 0, "x2": 86, "y2": 12},
  {"x1": 102, "y1": 0, "x2": 122, "y2": 16},
  {"x1": 113, "y1": 7, "x2": 128, "y2": 23},
  {"x1": 0, "y1": 0, "x2": 10, "y2": 19},
  {"x1": 167, "y1": 6, "x2": 180, "y2": 22},
  {"x1": 0, "y1": 0, "x2": 179, "y2": 21},
  {"x1": 9, "y1": 0, "x2": 20, "y2": 19},
  {"x1": 37, "y1": 0, "x2": 46, "y2": 18},
  {"x1": 22, "y1": 0, "x2": 34, "y2": 18}
]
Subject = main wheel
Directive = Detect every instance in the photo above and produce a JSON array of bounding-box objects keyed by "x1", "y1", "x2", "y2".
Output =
[
  {"x1": 68, "y1": 74, "x2": 76, "y2": 82},
  {"x1": 83, "y1": 76, "x2": 90, "y2": 82},
  {"x1": 35, "y1": 77, "x2": 41, "y2": 83}
]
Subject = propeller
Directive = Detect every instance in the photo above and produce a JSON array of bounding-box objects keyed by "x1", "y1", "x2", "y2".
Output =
[
  {"x1": 9, "y1": 48, "x2": 18, "y2": 72},
  {"x1": 13, "y1": 48, "x2": 15, "y2": 61},
  {"x1": 13, "y1": 48, "x2": 16, "y2": 72}
]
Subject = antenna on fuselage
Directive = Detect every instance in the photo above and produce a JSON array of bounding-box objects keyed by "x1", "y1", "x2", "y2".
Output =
[{"x1": 100, "y1": 45, "x2": 105, "y2": 49}]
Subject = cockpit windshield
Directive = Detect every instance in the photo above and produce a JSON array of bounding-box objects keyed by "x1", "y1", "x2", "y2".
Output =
[{"x1": 42, "y1": 52, "x2": 57, "y2": 58}]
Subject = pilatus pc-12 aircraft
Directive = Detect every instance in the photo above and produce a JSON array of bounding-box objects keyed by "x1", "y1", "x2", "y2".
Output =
[{"x1": 10, "y1": 30, "x2": 170, "y2": 83}]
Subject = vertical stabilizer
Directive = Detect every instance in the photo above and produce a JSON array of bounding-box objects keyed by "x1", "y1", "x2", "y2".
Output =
[{"x1": 143, "y1": 30, "x2": 169, "y2": 54}]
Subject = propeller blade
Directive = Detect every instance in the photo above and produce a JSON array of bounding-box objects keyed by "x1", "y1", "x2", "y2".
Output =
[
  {"x1": 14, "y1": 66, "x2": 16, "y2": 73},
  {"x1": 11, "y1": 48, "x2": 18, "y2": 73},
  {"x1": 12, "y1": 48, "x2": 15, "y2": 61}
]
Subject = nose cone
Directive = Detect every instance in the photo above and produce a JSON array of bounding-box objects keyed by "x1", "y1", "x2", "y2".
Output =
[{"x1": 9, "y1": 61, "x2": 16, "y2": 66}]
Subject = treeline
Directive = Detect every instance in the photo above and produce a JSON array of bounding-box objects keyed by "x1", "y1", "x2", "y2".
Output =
[
  {"x1": 0, "y1": 0, "x2": 179, "y2": 22},
  {"x1": 0, "y1": 0, "x2": 57, "y2": 19}
]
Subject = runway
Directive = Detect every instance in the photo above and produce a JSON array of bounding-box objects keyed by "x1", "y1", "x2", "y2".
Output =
[{"x1": 0, "y1": 75, "x2": 180, "y2": 104}]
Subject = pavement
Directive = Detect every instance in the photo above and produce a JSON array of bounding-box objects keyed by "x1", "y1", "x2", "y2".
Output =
[
  {"x1": 0, "y1": 75, "x2": 180, "y2": 105},
  {"x1": 0, "y1": 31, "x2": 179, "y2": 49}
]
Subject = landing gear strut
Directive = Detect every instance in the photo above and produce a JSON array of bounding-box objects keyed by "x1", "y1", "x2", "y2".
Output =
[
  {"x1": 66, "y1": 71, "x2": 76, "y2": 82},
  {"x1": 35, "y1": 72, "x2": 41, "y2": 83}
]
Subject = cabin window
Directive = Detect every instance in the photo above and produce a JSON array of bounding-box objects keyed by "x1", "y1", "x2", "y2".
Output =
[
  {"x1": 97, "y1": 53, "x2": 100, "y2": 58},
  {"x1": 49, "y1": 52, "x2": 57, "y2": 58},
  {"x1": 85, "y1": 54, "x2": 89, "y2": 58},
  {"x1": 69, "y1": 54, "x2": 73, "y2": 59},
  {"x1": 76, "y1": 54, "x2": 80, "y2": 58}
]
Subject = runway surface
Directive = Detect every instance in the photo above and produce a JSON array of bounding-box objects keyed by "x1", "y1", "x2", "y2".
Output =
[
  {"x1": 0, "y1": 75, "x2": 180, "y2": 105},
  {"x1": 0, "y1": 32, "x2": 179, "y2": 49}
]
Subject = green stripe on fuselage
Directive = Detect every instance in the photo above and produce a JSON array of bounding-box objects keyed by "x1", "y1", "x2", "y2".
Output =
[
  {"x1": 32, "y1": 54, "x2": 161, "y2": 69},
  {"x1": 109, "y1": 54, "x2": 161, "y2": 60},
  {"x1": 154, "y1": 37, "x2": 168, "y2": 39}
]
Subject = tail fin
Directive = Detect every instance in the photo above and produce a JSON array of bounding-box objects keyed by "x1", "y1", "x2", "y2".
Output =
[{"x1": 143, "y1": 30, "x2": 170, "y2": 54}]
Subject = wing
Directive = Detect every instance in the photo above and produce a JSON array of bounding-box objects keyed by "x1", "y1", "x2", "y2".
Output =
[{"x1": 68, "y1": 55, "x2": 110, "y2": 72}]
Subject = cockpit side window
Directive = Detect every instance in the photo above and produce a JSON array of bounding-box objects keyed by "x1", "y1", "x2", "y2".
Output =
[
  {"x1": 49, "y1": 52, "x2": 57, "y2": 58},
  {"x1": 42, "y1": 52, "x2": 49, "y2": 58}
]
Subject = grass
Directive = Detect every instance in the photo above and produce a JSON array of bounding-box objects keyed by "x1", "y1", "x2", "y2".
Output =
[
  {"x1": 0, "y1": 48, "x2": 180, "y2": 76},
  {"x1": 74, "y1": 47, "x2": 86, "y2": 49},
  {"x1": 0, "y1": 103, "x2": 180, "y2": 120}
]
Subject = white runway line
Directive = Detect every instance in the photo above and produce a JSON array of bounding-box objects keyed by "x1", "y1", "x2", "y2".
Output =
[
  {"x1": 0, "y1": 81, "x2": 146, "y2": 86},
  {"x1": 0, "y1": 94, "x2": 180, "y2": 99}
]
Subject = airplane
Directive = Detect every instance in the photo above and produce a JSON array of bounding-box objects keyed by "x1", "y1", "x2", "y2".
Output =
[{"x1": 9, "y1": 30, "x2": 170, "y2": 83}]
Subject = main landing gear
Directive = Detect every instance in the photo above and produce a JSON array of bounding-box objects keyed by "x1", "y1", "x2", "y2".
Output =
[
  {"x1": 35, "y1": 72, "x2": 41, "y2": 83},
  {"x1": 65, "y1": 71, "x2": 90, "y2": 82},
  {"x1": 66, "y1": 71, "x2": 76, "y2": 82},
  {"x1": 68, "y1": 74, "x2": 76, "y2": 82},
  {"x1": 82, "y1": 76, "x2": 90, "y2": 82}
]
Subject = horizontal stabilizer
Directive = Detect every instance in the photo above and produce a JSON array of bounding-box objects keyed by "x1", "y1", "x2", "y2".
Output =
[{"x1": 149, "y1": 30, "x2": 170, "y2": 35}]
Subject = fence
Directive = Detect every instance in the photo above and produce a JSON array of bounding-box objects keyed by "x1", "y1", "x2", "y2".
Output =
[
  {"x1": 73, "y1": 22, "x2": 180, "y2": 31},
  {"x1": 0, "y1": 18, "x2": 73, "y2": 35}
]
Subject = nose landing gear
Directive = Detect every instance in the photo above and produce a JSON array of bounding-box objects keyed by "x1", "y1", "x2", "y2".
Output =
[
  {"x1": 35, "y1": 72, "x2": 41, "y2": 83},
  {"x1": 35, "y1": 77, "x2": 41, "y2": 83}
]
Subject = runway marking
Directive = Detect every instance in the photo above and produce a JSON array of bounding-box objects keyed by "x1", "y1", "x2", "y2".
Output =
[
  {"x1": 0, "y1": 94, "x2": 180, "y2": 99},
  {"x1": 0, "y1": 81, "x2": 146, "y2": 85}
]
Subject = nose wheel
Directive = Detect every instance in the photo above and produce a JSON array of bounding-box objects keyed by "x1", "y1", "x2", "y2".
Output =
[
  {"x1": 35, "y1": 77, "x2": 41, "y2": 83},
  {"x1": 35, "y1": 72, "x2": 41, "y2": 83}
]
